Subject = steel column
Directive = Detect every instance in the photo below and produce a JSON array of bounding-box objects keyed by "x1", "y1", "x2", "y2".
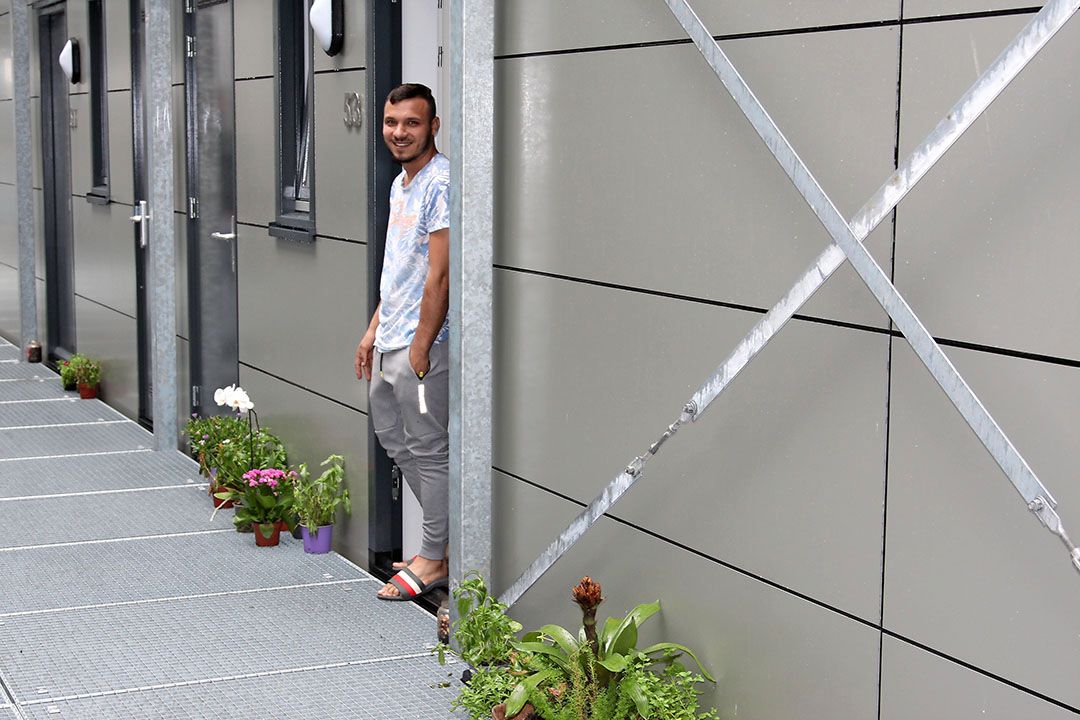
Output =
[
  {"x1": 448, "y1": 0, "x2": 494, "y2": 590},
  {"x1": 145, "y1": 0, "x2": 178, "y2": 452},
  {"x1": 13, "y1": 1, "x2": 38, "y2": 356}
]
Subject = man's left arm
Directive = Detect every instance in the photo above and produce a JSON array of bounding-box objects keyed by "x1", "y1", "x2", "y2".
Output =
[{"x1": 409, "y1": 227, "x2": 449, "y2": 378}]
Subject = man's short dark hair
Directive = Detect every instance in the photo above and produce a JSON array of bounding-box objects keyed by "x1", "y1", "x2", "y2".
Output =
[{"x1": 386, "y1": 83, "x2": 437, "y2": 122}]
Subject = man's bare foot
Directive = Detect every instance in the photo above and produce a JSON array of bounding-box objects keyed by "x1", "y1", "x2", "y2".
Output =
[{"x1": 378, "y1": 555, "x2": 448, "y2": 599}]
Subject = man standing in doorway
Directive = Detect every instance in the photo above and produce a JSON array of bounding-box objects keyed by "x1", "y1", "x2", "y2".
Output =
[{"x1": 355, "y1": 84, "x2": 450, "y2": 601}]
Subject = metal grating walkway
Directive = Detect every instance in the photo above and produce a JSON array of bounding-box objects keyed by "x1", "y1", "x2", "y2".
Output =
[{"x1": 0, "y1": 339, "x2": 458, "y2": 719}]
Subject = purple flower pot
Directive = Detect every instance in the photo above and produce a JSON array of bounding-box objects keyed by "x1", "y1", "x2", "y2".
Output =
[{"x1": 301, "y1": 525, "x2": 334, "y2": 554}]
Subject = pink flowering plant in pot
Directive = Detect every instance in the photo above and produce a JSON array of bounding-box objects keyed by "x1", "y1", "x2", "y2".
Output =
[{"x1": 215, "y1": 468, "x2": 296, "y2": 544}]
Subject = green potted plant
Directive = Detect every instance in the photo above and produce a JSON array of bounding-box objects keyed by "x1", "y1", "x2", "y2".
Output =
[
  {"x1": 215, "y1": 467, "x2": 296, "y2": 546},
  {"x1": 70, "y1": 355, "x2": 101, "y2": 399},
  {"x1": 293, "y1": 454, "x2": 350, "y2": 554},
  {"x1": 442, "y1": 576, "x2": 718, "y2": 720},
  {"x1": 183, "y1": 412, "x2": 250, "y2": 507},
  {"x1": 58, "y1": 354, "x2": 81, "y2": 391}
]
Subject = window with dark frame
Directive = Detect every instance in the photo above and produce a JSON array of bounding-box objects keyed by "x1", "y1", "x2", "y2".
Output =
[
  {"x1": 86, "y1": 0, "x2": 110, "y2": 204},
  {"x1": 271, "y1": 0, "x2": 315, "y2": 241}
]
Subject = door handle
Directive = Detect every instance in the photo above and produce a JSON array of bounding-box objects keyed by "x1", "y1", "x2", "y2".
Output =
[
  {"x1": 210, "y1": 231, "x2": 237, "y2": 240},
  {"x1": 129, "y1": 200, "x2": 149, "y2": 248}
]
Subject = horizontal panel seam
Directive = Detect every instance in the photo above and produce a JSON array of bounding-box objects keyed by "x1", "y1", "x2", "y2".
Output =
[
  {"x1": 74, "y1": 293, "x2": 136, "y2": 322},
  {"x1": 494, "y1": 6, "x2": 1038, "y2": 61},
  {"x1": 495, "y1": 466, "x2": 1080, "y2": 715},
  {"x1": 494, "y1": 265, "x2": 1080, "y2": 367},
  {"x1": 238, "y1": 361, "x2": 367, "y2": 416}
]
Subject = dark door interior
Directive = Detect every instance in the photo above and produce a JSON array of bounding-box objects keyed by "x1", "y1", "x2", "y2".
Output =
[
  {"x1": 130, "y1": 0, "x2": 153, "y2": 426},
  {"x1": 184, "y1": 0, "x2": 239, "y2": 415},
  {"x1": 38, "y1": 4, "x2": 76, "y2": 361}
]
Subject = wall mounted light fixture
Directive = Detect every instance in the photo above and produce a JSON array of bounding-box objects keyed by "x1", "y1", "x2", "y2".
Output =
[
  {"x1": 309, "y1": 0, "x2": 344, "y2": 56},
  {"x1": 59, "y1": 38, "x2": 81, "y2": 84}
]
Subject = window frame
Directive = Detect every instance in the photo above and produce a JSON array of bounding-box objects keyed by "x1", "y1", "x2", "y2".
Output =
[
  {"x1": 85, "y1": 0, "x2": 110, "y2": 205},
  {"x1": 270, "y1": 0, "x2": 316, "y2": 242}
]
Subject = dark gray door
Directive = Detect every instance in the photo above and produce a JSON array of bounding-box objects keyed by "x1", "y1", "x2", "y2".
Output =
[
  {"x1": 38, "y1": 4, "x2": 76, "y2": 361},
  {"x1": 130, "y1": 0, "x2": 153, "y2": 426},
  {"x1": 184, "y1": 0, "x2": 238, "y2": 415}
]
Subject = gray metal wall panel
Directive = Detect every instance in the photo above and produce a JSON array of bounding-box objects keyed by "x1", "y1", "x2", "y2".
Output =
[
  {"x1": 0, "y1": 264, "x2": 18, "y2": 340},
  {"x1": 313, "y1": 0, "x2": 367, "y2": 73},
  {"x1": 31, "y1": 96, "x2": 40, "y2": 189},
  {"x1": 172, "y1": 84, "x2": 186, "y2": 212},
  {"x1": 896, "y1": 14, "x2": 1080, "y2": 362},
  {"x1": 107, "y1": 89, "x2": 132, "y2": 205},
  {"x1": 495, "y1": 28, "x2": 897, "y2": 331},
  {"x1": 313, "y1": 69, "x2": 367, "y2": 241},
  {"x1": 233, "y1": 0, "x2": 272, "y2": 79},
  {"x1": 880, "y1": 637, "x2": 1076, "y2": 720},
  {"x1": 494, "y1": 472, "x2": 882, "y2": 720},
  {"x1": 0, "y1": 19, "x2": 11, "y2": 100},
  {"x1": 905, "y1": 1, "x2": 1036, "y2": 17},
  {"x1": 0, "y1": 185, "x2": 13, "y2": 265},
  {"x1": 234, "y1": 77, "x2": 275, "y2": 226},
  {"x1": 493, "y1": 269, "x2": 889, "y2": 620},
  {"x1": 72, "y1": 200, "x2": 136, "y2": 317},
  {"x1": 73, "y1": 296, "x2": 139, "y2": 419},
  {"x1": 106, "y1": 0, "x2": 131, "y2": 92},
  {"x1": 885, "y1": 344, "x2": 1080, "y2": 709},
  {"x1": 0, "y1": 102, "x2": 10, "y2": 183},
  {"x1": 238, "y1": 365, "x2": 370, "y2": 565},
  {"x1": 237, "y1": 228, "x2": 368, "y2": 412},
  {"x1": 68, "y1": 92, "x2": 91, "y2": 194},
  {"x1": 497, "y1": 0, "x2": 899, "y2": 57}
]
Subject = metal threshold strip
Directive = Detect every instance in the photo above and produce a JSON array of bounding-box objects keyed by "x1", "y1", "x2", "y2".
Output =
[{"x1": 501, "y1": 0, "x2": 1080, "y2": 607}]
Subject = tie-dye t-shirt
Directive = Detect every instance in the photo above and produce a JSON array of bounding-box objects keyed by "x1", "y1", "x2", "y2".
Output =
[{"x1": 374, "y1": 153, "x2": 451, "y2": 352}]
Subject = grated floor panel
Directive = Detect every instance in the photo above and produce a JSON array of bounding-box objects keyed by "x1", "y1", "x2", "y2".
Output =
[
  {"x1": 0, "y1": 532, "x2": 370, "y2": 615},
  {"x1": 0, "y1": 421, "x2": 151, "y2": 459},
  {"x1": 0, "y1": 708, "x2": 15, "y2": 720},
  {"x1": 0, "y1": 347, "x2": 18, "y2": 361},
  {"x1": 0, "y1": 485, "x2": 231, "y2": 548},
  {"x1": 0, "y1": 583, "x2": 439, "y2": 702},
  {"x1": 0, "y1": 451, "x2": 200, "y2": 497},
  {"x1": 0, "y1": 397, "x2": 126, "y2": 429},
  {"x1": 0, "y1": 364, "x2": 55, "y2": 381},
  {"x1": 0, "y1": 380, "x2": 66, "y2": 403},
  {"x1": 15, "y1": 655, "x2": 459, "y2": 719}
]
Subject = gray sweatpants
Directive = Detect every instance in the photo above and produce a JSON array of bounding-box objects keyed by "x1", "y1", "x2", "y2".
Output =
[{"x1": 369, "y1": 341, "x2": 449, "y2": 561}]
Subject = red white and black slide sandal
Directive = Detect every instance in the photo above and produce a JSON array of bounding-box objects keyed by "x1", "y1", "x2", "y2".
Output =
[{"x1": 378, "y1": 566, "x2": 449, "y2": 602}]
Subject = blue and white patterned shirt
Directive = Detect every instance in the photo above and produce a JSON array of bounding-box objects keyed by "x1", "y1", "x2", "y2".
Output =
[{"x1": 374, "y1": 153, "x2": 451, "y2": 352}]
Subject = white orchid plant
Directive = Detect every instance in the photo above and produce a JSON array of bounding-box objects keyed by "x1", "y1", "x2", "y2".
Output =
[{"x1": 214, "y1": 384, "x2": 254, "y2": 413}]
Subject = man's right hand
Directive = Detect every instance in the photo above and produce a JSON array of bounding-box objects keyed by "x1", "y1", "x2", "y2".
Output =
[{"x1": 355, "y1": 329, "x2": 376, "y2": 381}]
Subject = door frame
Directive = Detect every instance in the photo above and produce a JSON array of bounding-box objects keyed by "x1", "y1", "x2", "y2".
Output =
[
  {"x1": 37, "y1": 0, "x2": 77, "y2": 362},
  {"x1": 130, "y1": 0, "x2": 154, "y2": 427}
]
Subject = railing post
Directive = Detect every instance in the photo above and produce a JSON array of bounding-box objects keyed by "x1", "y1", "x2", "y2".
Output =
[
  {"x1": 13, "y1": 1, "x2": 38, "y2": 356},
  {"x1": 448, "y1": 0, "x2": 494, "y2": 595}
]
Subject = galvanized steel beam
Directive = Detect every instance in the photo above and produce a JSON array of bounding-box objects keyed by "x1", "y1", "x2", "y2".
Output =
[
  {"x1": 448, "y1": 0, "x2": 494, "y2": 590},
  {"x1": 13, "y1": 1, "x2": 38, "y2": 356},
  {"x1": 145, "y1": 0, "x2": 178, "y2": 452},
  {"x1": 500, "y1": 0, "x2": 1080, "y2": 607}
]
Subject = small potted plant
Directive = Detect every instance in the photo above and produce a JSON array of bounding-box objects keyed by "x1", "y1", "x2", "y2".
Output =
[
  {"x1": 184, "y1": 412, "x2": 249, "y2": 507},
  {"x1": 442, "y1": 576, "x2": 719, "y2": 720},
  {"x1": 58, "y1": 354, "x2": 81, "y2": 391},
  {"x1": 70, "y1": 355, "x2": 102, "y2": 399},
  {"x1": 293, "y1": 454, "x2": 350, "y2": 554},
  {"x1": 215, "y1": 467, "x2": 295, "y2": 547}
]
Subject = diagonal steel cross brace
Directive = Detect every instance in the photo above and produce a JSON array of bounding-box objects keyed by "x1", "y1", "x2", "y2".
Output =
[{"x1": 500, "y1": 0, "x2": 1080, "y2": 607}]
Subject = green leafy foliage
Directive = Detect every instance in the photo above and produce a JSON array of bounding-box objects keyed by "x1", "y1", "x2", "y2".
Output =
[
  {"x1": 292, "y1": 454, "x2": 351, "y2": 531},
  {"x1": 447, "y1": 575, "x2": 718, "y2": 720},
  {"x1": 67, "y1": 354, "x2": 101, "y2": 386},
  {"x1": 58, "y1": 354, "x2": 82, "y2": 388},
  {"x1": 183, "y1": 413, "x2": 250, "y2": 479},
  {"x1": 439, "y1": 572, "x2": 523, "y2": 669}
]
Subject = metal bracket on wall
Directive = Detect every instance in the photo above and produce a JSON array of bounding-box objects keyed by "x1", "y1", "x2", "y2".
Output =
[{"x1": 500, "y1": 0, "x2": 1080, "y2": 608}]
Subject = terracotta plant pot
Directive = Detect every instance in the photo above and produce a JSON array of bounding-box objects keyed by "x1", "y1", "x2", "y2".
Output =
[
  {"x1": 77, "y1": 383, "x2": 98, "y2": 399},
  {"x1": 211, "y1": 485, "x2": 234, "y2": 509},
  {"x1": 254, "y1": 523, "x2": 281, "y2": 547},
  {"x1": 275, "y1": 519, "x2": 289, "y2": 533},
  {"x1": 492, "y1": 704, "x2": 537, "y2": 720}
]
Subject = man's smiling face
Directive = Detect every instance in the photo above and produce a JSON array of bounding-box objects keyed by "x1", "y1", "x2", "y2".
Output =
[{"x1": 382, "y1": 97, "x2": 439, "y2": 165}]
